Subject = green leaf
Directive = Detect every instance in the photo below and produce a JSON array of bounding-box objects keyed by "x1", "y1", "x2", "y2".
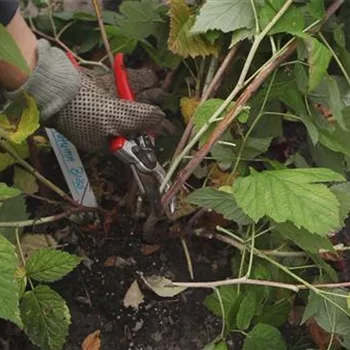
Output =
[
  {"x1": 236, "y1": 290, "x2": 257, "y2": 330},
  {"x1": 26, "y1": 249, "x2": 81, "y2": 282},
  {"x1": 254, "y1": 299, "x2": 292, "y2": 328},
  {"x1": 0, "y1": 141, "x2": 29, "y2": 172},
  {"x1": 0, "y1": 183, "x2": 21, "y2": 204},
  {"x1": 168, "y1": 0, "x2": 218, "y2": 58},
  {"x1": 243, "y1": 323, "x2": 286, "y2": 350},
  {"x1": 105, "y1": 25, "x2": 137, "y2": 54},
  {"x1": 193, "y1": 99, "x2": 236, "y2": 145},
  {"x1": 233, "y1": 168, "x2": 344, "y2": 235},
  {"x1": 204, "y1": 286, "x2": 242, "y2": 329},
  {"x1": 258, "y1": 0, "x2": 304, "y2": 35},
  {"x1": 192, "y1": 0, "x2": 254, "y2": 34},
  {"x1": 13, "y1": 167, "x2": 38, "y2": 195},
  {"x1": 318, "y1": 128, "x2": 350, "y2": 157},
  {"x1": 0, "y1": 234, "x2": 22, "y2": 327},
  {"x1": 0, "y1": 24, "x2": 29, "y2": 73},
  {"x1": 302, "y1": 35, "x2": 332, "y2": 92},
  {"x1": 330, "y1": 183, "x2": 350, "y2": 224},
  {"x1": 186, "y1": 187, "x2": 253, "y2": 225},
  {"x1": 302, "y1": 290, "x2": 350, "y2": 336},
  {"x1": 20, "y1": 285, "x2": 71, "y2": 350},
  {"x1": 274, "y1": 222, "x2": 334, "y2": 254},
  {"x1": 0, "y1": 94, "x2": 40, "y2": 144},
  {"x1": 239, "y1": 137, "x2": 273, "y2": 160},
  {"x1": 326, "y1": 75, "x2": 346, "y2": 130},
  {"x1": 0, "y1": 195, "x2": 28, "y2": 243},
  {"x1": 114, "y1": 0, "x2": 166, "y2": 40},
  {"x1": 231, "y1": 27, "x2": 255, "y2": 47},
  {"x1": 307, "y1": 0, "x2": 325, "y2": 19}
]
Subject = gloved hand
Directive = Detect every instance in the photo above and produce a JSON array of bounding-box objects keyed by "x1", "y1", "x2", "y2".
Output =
[{"x1": 6, "y1": 39, "x2": 166, "y2": 153}]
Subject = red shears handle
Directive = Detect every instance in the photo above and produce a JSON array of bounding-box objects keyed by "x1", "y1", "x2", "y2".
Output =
[
  {"x1": 66, "y1": 51, "x2": 133, "y2": 153},
  {"x1": 109, "y1": 54, "x2": 135, "y2": 152}
]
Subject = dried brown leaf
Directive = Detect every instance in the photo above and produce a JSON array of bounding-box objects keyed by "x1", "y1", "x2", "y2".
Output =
[{"x1": 81, "y1": 330, "x2": 101, "y2": 350}]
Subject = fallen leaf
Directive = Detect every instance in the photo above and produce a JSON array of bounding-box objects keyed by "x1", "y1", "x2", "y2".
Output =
[
  {"x1": 142, "y1": 275, "x2": 187, "y2": 297},
  {"x1": 103, "y1": 256, "x2": 135, "y2": 268},
  {"x1": 20, "y1": 233, "x2": 57, "y2": 259},
  {"x1": 123, "y1": 280, "x2": 144, "y2": 309},
  {"x1": 82, "y1": 330, "x2": 101, "y2": 350},
  {"x1": 141, "y1": 244, "x2": 161, "y2": 256}
]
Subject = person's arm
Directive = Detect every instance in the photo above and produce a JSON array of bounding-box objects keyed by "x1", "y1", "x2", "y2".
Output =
[{"x1": 0, "y1": 4, "x2": 37, "y2": 91}]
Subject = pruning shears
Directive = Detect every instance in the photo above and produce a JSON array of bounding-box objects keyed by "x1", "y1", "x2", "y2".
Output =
[
  {"x1": 66, "y1": 51, "x2": 174, "y2": 229},
  {"x1": 109, "y1": 54, "x2": 175, "y2": 217}
]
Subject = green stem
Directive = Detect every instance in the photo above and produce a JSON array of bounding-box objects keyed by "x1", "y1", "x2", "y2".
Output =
[
  {"x1": 319, "y1": 32, "x2": 350, "y2": 87},
  {"x1": 231, "y1": 70, "x2": 277, "y2": 175},
  {"x1": 160, "y1": 0, "x2": 294, "y2": 192},
  {"x1": 246, "y1": 224, "x2": 255, "y2": 278},
  {"x1": 0, "y1": 139, "x2": 78, "y2": 207},
  {"x1": 214, "y1": 287, "x2": 226, "y2": 339}
]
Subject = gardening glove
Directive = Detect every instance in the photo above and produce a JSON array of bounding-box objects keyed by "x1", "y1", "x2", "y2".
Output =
[{"x1": 6, "y1": 39, "x2": 166, "y2": 153}]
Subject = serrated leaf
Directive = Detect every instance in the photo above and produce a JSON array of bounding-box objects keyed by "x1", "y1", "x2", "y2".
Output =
[
  {"x1": 186, "y1": 187, "x2": 253, "y2": 225},
  {"x1": 231, "y1": 27, "x2": 255, "y2": 47},
  {"x1": 239, "y1": 137, "x2": 272, "y2": 160},
  {"x1": 114, "y1": 0, "x2": 166, "y2": 40},
  {"x1": 302, "y1": 290, "x2": 350, "y2": 336},
  {"x1": 26, "y1": 249, "x2": 81, "y2": 282},
  {"x1": 193, "y1": 99, "x2": 242, "y2": 145},
  {"x1": 105, "y1": 25, "x2": 137, "y2": 54},
  {"x1": 0, "y1": 234, "x2": 22, "y2": 327},
  {"x1": 0, "y1": 183, "x2": 21, "y2": 204},
  {"x1": 244, "y1": 323, "x2": 286, "y2": 350},
  {"x1": 1, "y1": 94, "x2": 39, "y2": 144},
  {"x1": 192, "y1": 0, "x2": 254, "y2": 34},
  {"x1": 168, "y1": 0, "x2": 218, "y2": 58},
  {"x1": 0, "y1": 24, "x2": 29, "y2": 73},
  {"x1": 13, "y1": 167, "x2": 38, "y2": 194},
  {"x1": 330, "y1": 183, "x2": 350, "y2": 224},
  {"x1": 0, "y1": 195, "x2": 28, "y2": 243},
  {"x1": 20, "y1": 285, "x2": 71, "y2": 350},
  {"x1": 258, "y1": 0, "x2": 304, "y2": 35},
  {"x1": 302, "y1": 35, "x2": 332, "y2": 92},
  {"x1": 0, "y1": 141, "x2": 29, "y2": 171},
  {"x1": 274, "y1": 222, "x2": 334, "y2": 254},
  {"x1": 236, "y1": 289, "x2": 256, "y2": 330},
  {"x1": 233, "y1": 168, "x2": 344, "y2": 235}
]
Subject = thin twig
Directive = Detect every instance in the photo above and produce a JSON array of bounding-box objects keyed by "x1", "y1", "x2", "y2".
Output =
[
  {"x1": 91, "y1": 0, "x2": 114, "y2": 67},
  {"x1": 162, "y1": 0, "x2": 344, "y2": 206},
  {"x1": 0, "y1": 139, "x2": 78, "y2": 207},
  {"x1": 180, "y1": 237, "x2": 194, "y2": 280},
  {"x1": 0, "y1": 207, "x2": 96, "y2": 228}
]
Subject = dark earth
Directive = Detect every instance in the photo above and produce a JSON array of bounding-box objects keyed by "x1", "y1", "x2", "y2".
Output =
[{"x1": 0, "y1": 122, "x2": 325, "y2": 350}]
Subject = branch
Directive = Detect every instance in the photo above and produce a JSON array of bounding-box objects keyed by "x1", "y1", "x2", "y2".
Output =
[
  {"x1": 0, "y1": 206, "x2": 96, "y2": 228},
  {"x1": 0, "y1": 139, "x2": 79, "y2": 207},
  {"x1": 169, "y1": 278, "x2": 350, "y2": 293},
  {"x1": 172, "y1": 44, "x2": 240, "y2": 160},
  {"x1": 162, "y1": 0, "x2": 343, "y2": 207},
  {"x1": 91, "y1": 0, "x2": 114, "y2": 67}
]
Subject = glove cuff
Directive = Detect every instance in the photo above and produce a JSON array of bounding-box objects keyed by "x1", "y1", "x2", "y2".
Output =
[{"x1": 6, "y1": 39, "x2": 81, "y2": 123}]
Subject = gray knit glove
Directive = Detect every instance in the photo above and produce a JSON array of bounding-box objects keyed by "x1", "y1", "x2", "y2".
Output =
[{"x1": 6, "y1": 39, "x2": 166, "y2": 153}]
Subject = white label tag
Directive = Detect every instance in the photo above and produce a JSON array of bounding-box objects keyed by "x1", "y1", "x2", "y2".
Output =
[{"x1": 45, "y1": 128, "x2": 98, "y2": 208}]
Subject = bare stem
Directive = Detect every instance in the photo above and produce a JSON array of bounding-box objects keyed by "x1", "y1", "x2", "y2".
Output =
[
  {"x1": 0, "y1": 139, "x2": 78, "y2": 207},
  {"x1": 91, "y1": 0, "x2": 114, "y2": 67}
]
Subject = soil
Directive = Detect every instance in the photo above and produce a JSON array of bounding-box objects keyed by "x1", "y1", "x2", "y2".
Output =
[{"x1": 0, "y1": 150, "x2": 237, "y2": 350}]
